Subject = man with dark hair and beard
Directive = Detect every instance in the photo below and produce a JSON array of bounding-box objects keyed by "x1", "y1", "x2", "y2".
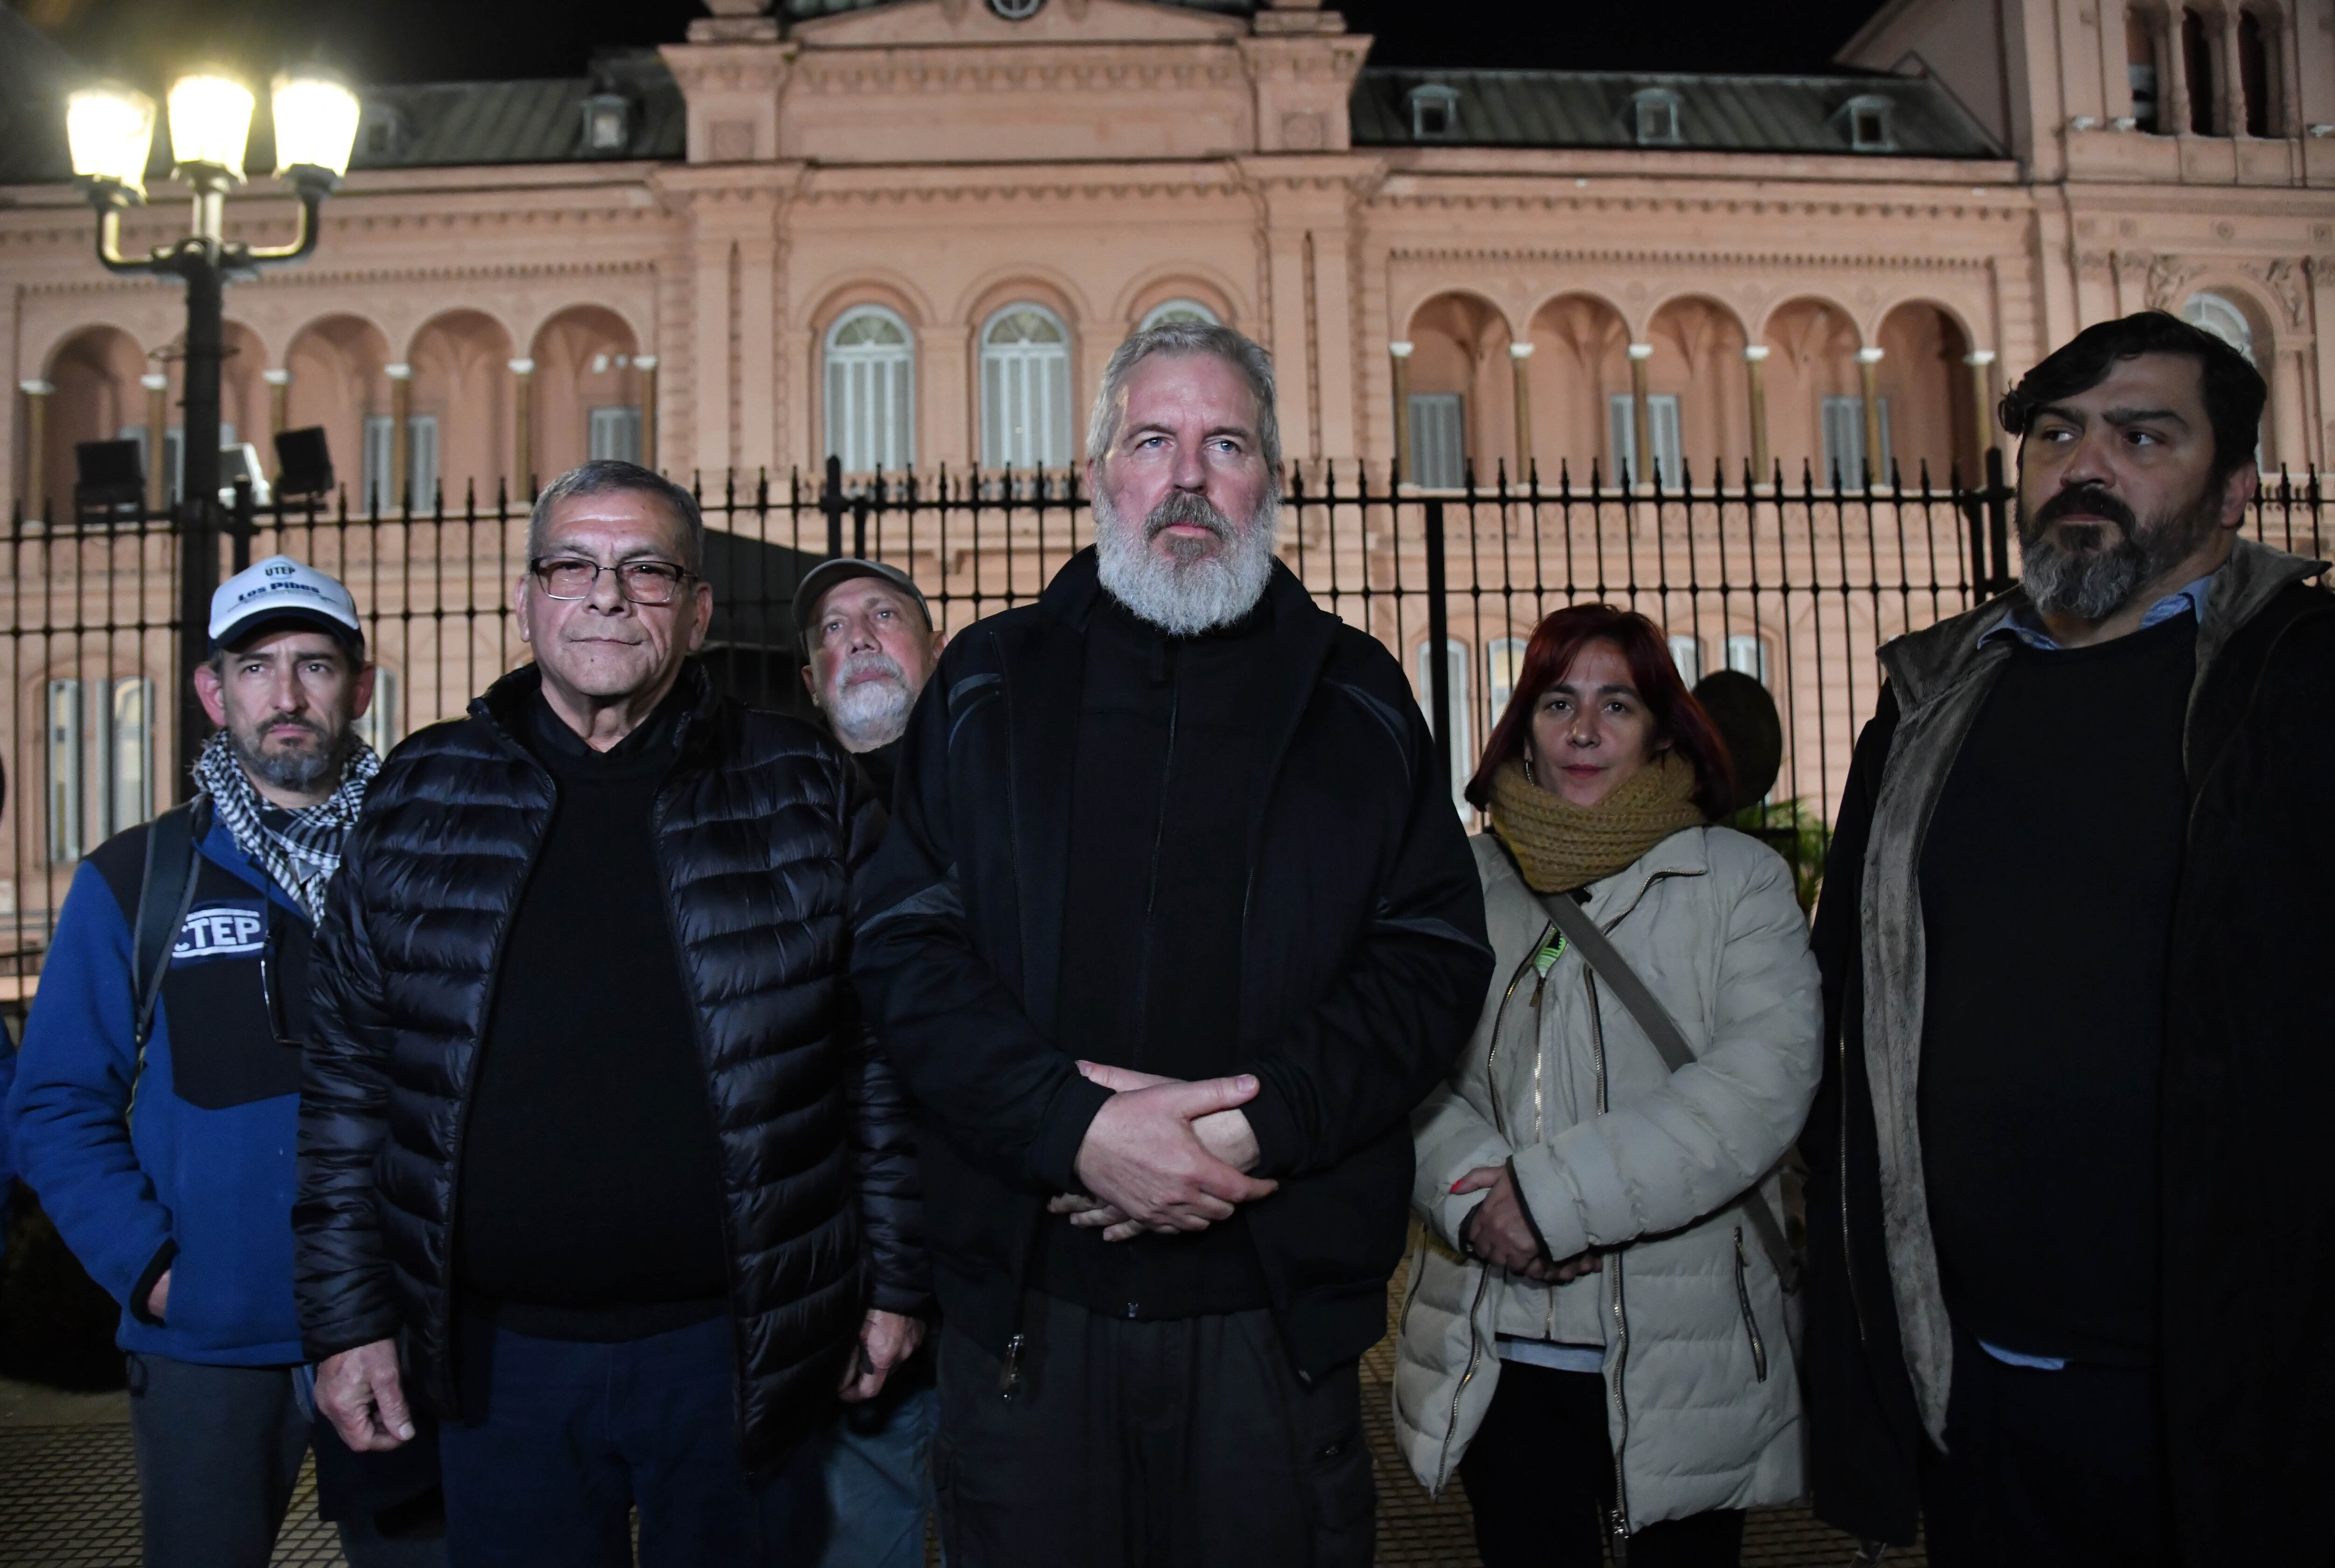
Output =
[
  {"x1": 8, "y1": 557, "x2": 444, "y2": 1567},
  {"x1": 852, "y1": 321, "x2": 1492, "y2": 1567},
  {"x1": 1802, "y1": 310, "x2": 2335, "y2": 1564}
]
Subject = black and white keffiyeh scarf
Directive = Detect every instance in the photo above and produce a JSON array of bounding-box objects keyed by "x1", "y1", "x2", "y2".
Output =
[{"x1": 193, "y1": 730, "x2": 381, "y2": 925}]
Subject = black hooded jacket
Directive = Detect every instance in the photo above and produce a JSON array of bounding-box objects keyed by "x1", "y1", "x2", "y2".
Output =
[
  {"x1": 851, "y1": 550, "x2": 1492, "y2": 1376},
  {"x1": 295, "y1": 661, "x2": 925, "y2": 1469}
]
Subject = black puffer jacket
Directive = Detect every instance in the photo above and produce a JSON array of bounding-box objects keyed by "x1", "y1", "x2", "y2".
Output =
[{"x1": 295, "y1": 661, "x2": 923, "y2": 1469}]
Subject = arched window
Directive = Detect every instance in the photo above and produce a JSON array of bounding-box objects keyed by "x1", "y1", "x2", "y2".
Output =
[
  {"x1": 980, "y1": 304, "x2": 1074, "y2": 471},
  {"x1": 824, "y1": 306, "x2": 916, "y2": 473},
  {"x1": 2183, "y1": 292, "x2": 2255, "y2": 361},
  {"x1": 1140, "y1": 298, "x2": 1221, "y2": 331}
]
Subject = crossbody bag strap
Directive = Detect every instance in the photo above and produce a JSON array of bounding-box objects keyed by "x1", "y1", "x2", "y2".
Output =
[
  {"x1": 131, "y1": 798, "x2": 211, "y2": 1052},
  {"x1": 1535, "y1": 888, "x2": 1801, "y2": 1292}
]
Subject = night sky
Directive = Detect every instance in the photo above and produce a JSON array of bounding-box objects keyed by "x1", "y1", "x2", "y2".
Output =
[{"x1": 18, "y1": 0, "x2": 1895, "y2": 87}]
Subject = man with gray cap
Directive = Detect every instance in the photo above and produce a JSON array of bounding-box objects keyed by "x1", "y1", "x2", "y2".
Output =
[
  {"x1": 8, "y1": 556, "x2": 442, "y2": 1567},
  {"x1": 794, "y1": 555, "x2": 944, "y2": 1568},
  {"x1": 796, "y1": 557, "x2": 943, "y2": 808}
]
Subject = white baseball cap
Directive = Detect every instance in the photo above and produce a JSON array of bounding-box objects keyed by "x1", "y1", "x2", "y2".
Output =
[{"x1": 209, "y1": 554, "x2": 364, "y2": 656}]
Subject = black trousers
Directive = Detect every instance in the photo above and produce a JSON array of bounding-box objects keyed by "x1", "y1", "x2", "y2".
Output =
[
  {"x1": 934, "y1": 1291, "x2": 1373, "y2": 1568},
  {"x1": 125, "y1": 1353, "x2": 444, "y2": 1568},
  {"x1": 1918, "y1": 1330, "x2": 2171, "y2": 1568},
  {"x1": 1457, "y1": 1360, "x2": 1745, "y2": 1568}
]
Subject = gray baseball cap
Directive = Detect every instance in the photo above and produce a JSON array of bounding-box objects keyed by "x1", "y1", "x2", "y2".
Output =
[{"x1": 792, "y1": 558, "x2": 932, "y2": 656}]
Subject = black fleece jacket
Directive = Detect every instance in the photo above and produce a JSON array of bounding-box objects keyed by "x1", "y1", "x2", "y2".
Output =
[{"x1": 851, "y1": 550, "x2": 1492, "y2": 1376}]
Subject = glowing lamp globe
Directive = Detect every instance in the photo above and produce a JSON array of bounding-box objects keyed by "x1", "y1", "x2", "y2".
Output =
[
  {"x1": 167, "y1": 72, "x2": 257, "y2": 177},
  {"x1": 66, "y1": 84, "x2": 157, "y2": 196}
]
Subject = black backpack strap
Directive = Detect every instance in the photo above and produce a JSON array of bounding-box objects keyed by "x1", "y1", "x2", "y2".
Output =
[{"x1": 132, "y1": 798, "x2": 210, "y2": 1051}]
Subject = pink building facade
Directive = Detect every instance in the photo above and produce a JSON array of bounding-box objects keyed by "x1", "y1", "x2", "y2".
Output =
[{"x1": 8, "y1": 0, "x2": 2335, "y2": 515}]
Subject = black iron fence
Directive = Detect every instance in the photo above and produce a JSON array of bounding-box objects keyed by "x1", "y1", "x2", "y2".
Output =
[{"x1": 0, "y1": 456, "x2": 2325, "y2": 996}]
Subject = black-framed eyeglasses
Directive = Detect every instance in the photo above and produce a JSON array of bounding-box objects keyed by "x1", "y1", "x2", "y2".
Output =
[{"x1": 529, "y1": 556, "x2": 694, "y2": 605}]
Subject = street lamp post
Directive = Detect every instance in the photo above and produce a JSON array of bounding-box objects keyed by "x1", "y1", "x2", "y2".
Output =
[{"x1": 65, "y1": 67, "x2": 358, "y2": 800}]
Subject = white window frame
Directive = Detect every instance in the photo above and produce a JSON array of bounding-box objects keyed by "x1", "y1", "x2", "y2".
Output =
[
  {"x1": 1485, "y1": 637, "x2": 1527, "y2": 734},
  {"x1": 47, "y1": 678, "x2": 84, "y2": 864},
  {"x1": 1725, "y1": 634, "x2": 1771, "y2": 687},
  {"x1": 1819, "y1": 396, "x2": 1892, "y2": 488},
  {"x1": 106, "y1": 675, "x2": 154, "y2": 837},
  {"x1": 587, "y1": 405, "x2": 644, "y2": 465},
  {"x1": 1632, "y1": 89, "x2": 1683, "y2": 146},
  {"x1": 1139, "y1": 299, "x2": 1221, "y2": 331},
  {"x1": 980, "y1": 304, "x2": 1076, "y2": 472},
  {"x1": 1408, "y1": 393, "x2": 1465, "y2": 489},
  {"x1": 355, "y1": 667, "x2": 399, "y2": 757},
  {"x1": 1608, "y1": 394, "x2": 1684, "y2": 489},
  {"x1": 2182, "y1": 292, "x2": 2255, "y2": 362},
  {"x1": 1667, "y1": 634, "x2": 1703, "y2": 685},
  {"x1": 362, "y1": 415, "x2": 395, "y2": 515},
  {"x1": 823, "y1": 306, "x2": 917, "y2": 473},
  {"x1": 1416, "y1": 638, "x2": 1472, "y2": 818}
]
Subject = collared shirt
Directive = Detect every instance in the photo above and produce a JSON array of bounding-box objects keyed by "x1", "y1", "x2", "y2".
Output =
[{"x1": 1979, "y1": 572, "x2": 2217, "y2": 654}]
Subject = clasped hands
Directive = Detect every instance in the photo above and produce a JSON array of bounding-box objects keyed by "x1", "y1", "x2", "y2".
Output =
[
  {"x1": 1451, "y1": 1164, "x2": 1602, "y2": 1285},
  {"x1": 1050, "y1": 1061, "x2": 1277, "y2": 1243}
]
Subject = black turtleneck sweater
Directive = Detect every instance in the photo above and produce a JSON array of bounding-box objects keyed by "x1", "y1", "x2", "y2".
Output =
[
  {"x1": 456, "y1": 686, "x2": 731, "y2": 1341},
  {"x1": 1039, "y1": 590, "x2": 1277, "y2": 1321}
]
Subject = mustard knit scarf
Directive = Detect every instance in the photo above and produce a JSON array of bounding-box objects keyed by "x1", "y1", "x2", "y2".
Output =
[{"x1": 1488, "y1": 752, "x2": 1706, "y2": 893}]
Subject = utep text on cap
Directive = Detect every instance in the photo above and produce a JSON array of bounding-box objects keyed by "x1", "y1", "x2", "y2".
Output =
[{"x1": 209, "y1": 554, "x2": 364, "y2": 655}]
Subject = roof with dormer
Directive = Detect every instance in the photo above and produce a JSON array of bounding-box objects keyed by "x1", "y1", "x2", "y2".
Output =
[{"x1": 1351, "y1": 68, "x2": 1999, "y2": 156}]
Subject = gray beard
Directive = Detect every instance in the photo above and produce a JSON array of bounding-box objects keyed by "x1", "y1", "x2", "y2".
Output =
[
  {"x1": 2018, "y1": 494, "x2": 2214, "y2": 622},
  {"x1": 228, "y1": 719, "x2": 348, "y2": 795},
  {"x1": 824, "y1": 653, "x2": 914, "y2": 751},
  {"x1": 1093, "y1": 487, "x2": 1279, "y2": 636}
]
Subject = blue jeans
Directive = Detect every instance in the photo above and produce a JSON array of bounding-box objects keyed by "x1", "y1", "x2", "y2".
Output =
[
  {"x1": 811, "y1": 1352, "x2": 939, "y2": 1568},
  {"x1": 439, "y1": 1315, "x2": 819, "y2": 1568}
]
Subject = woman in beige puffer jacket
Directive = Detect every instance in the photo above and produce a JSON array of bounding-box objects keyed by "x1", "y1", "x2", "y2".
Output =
[{"x1": 1393, "y1": 605, "x2": 1822, "y2": 1568}]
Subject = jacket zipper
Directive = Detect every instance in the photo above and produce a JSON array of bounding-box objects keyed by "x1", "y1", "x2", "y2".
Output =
[
  {"x1": 1430, "y1": 1254, "x2": 1495, "y2": 1495},
  {"x1": 1482, "y1": 942, "x2": 1540, "y2": 1144},
  {"x1": 1733, "y1": 1226, "x2": 1769, "y2": 1382},
  {"x1": 1586, "y1": 970, "x2": 1634, "y2": 1552},
  {"x1": 439, "y1": 715, "x2": 559, "y2": 1417}
]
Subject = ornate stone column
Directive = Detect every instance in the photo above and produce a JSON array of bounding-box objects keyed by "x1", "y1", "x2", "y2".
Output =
[
  {"x1": 1964, "y1": 350, "x2": 1999, "y2": 471},
  {"x1": 142, "y1": 372, "x2": 170, "y2": 509},
  {"x1": 1388, "y1": 339, "x2": 1413, "y2": 484},
  {"x1": 1627, "y1": 342, "x2": 1654, "y2": 489},
  {"x1": 18, "y1": 380, "x2": 51, "y2": 520},
  {"x1": 386, "y1": 363, "x2": 412, "y2": 513},
  {"x1": 1508, "y1": 342, "x2": 1535, "y2": 483},
  {"x1": 635, "y1": 355, "x2": 660, "y2": 473},
  {"x1": 1742, "y1": 345, "x2": 1771, "y2": 484},
  {"x1": 1856, "y1": 346, "x2": 1886, "y2": 486},
  {"x1": 262, "y1": 368, "x2": 290, "y2": 475},
  {"x1": 509, "y1": 358, "x2": 535, "y2": 495}
]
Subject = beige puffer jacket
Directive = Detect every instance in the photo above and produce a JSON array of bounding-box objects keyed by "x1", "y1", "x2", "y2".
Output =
[{"x1": 1394, "y1": 826, "x2": 1821, "y2": 1529}]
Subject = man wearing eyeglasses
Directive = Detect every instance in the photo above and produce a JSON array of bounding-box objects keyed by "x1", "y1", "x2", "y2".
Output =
[
  {"x1": 297, "y1": 459, "x2": 924, "y2": 1567},
  {"x1": 9, "y1": 556, "x2": 444, "y2": 1567}
]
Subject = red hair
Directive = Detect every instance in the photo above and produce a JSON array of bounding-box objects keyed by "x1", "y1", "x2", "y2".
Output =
[{"x1": 1465, "y1": 604, "x2": 1736, "y2": 819}]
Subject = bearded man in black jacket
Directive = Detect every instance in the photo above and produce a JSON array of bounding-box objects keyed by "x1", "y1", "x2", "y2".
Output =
[
  {"x1": 1802, "y1": 312, "x2": 2335, "y2": 1565},
  {"x1": 296, "y1": 460, "x2": 925, "y2": 1568},
  {"x1": 852, "y1": 322, "x2": 1493, "y2": 1568}
]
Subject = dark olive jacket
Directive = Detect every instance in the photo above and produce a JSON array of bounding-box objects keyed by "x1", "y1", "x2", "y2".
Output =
[
  {"x1": 1802, "y1": 539, "x2": 2335, "y2": 1563},
  {"x1": 295, "y1": 661, "x2": 922, "y2": 1470},
  {"x1": 851, "y1": 549, "x2": 1493, "y2": 1378}
]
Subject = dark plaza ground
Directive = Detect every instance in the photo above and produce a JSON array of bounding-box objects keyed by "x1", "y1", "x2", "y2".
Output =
[{"x1": 0, "y1": 1262, "x2": 1922, "y2": 1568}]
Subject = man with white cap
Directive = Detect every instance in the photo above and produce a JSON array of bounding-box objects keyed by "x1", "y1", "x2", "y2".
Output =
[{"x1": 7, "y1": 555, "x2": 443, "y2": 1568}]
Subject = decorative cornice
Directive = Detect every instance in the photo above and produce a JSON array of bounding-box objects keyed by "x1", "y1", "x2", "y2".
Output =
[
  {"x1": 1372, "y1": 189, "x2": 2032, "y2": 224},
  {"x1": 800, "y1": 176, "x2": 1248, "y2": 205},
  {"x1": 1385, "y1": 245, "x2": 1994, "y2": 273},
  {"x1": 791, "y1": 51, "x2": 1246, "y2": 96},
  {"x1": 20, "y1": 257, "x2": 661, "y2": 299}
]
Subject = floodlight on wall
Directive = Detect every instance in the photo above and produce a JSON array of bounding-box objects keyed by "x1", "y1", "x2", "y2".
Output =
[
  {"x1": 167, "y1": 72, "x2": 256, "y2": 177},
  {"x1": 66, "y1": 83, "x2": 157, "y2": 198},
  {"x1": 274, "y1": 426, "x2": 335, "y2": 497},
  {"x1": 272, "y1": 71, "x2": 361, "y2": 183},
  {"x1": 74, "y1": 438, "x2": 147, "y2": 516}
]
